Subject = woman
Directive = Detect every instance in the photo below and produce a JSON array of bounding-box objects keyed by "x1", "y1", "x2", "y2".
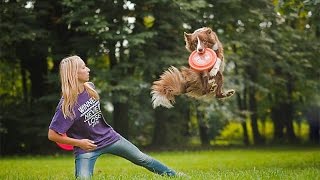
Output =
[{"x1": 48, "y1": 55, "x2": 177, "y2": 179}]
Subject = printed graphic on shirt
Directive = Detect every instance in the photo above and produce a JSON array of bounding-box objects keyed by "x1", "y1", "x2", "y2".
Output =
[{"x1": 78, "y1": 98, "x2": 101, "y2": 127}]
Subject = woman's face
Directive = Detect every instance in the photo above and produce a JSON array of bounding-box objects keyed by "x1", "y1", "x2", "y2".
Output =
[{"x1": 77, "y1": 60, "x2": 90, "y2": 83}]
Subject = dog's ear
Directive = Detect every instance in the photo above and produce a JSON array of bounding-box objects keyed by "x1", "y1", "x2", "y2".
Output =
[
  {"x1": 205, "y1": 28, "x2": 212, "y2": 34},
  {"x1": 184, "y1": 32, "x2": 192, "y2": 42},
  {"x1": 184, "y1": 32, "x2": 193, "y2": 52},
  {"x1": 212, "y1": 32, "x2": 224, "y2": 59}
]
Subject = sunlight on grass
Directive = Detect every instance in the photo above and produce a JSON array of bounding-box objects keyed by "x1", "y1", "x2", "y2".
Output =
[{"x1": 1, "y1": 147, "x2": 319, "y2": 179}]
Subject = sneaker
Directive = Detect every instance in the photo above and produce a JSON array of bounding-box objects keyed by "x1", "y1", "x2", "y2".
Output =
[{"x1": 176, "y1": 172, "x2": 191, "y2": 179}]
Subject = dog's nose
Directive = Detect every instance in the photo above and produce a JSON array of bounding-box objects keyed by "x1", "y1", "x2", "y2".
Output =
[{"x1": 197, "y1": 47, "x2": 205, "y2": 54}]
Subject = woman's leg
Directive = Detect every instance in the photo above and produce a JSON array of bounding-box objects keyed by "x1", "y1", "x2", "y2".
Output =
[
  {"x1": 102, "y1": 136, "x2": 176, "y2": 176},
  {"x1": 75, "y1": 151, "x2": 100, "y2": 179}
]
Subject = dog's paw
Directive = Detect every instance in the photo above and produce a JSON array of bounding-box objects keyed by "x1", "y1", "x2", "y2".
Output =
[
  {"x1": 208, "y1": 78, "x2": 215, "y2": 84},
  {"x1": 216, "y1": 89, "x2": 235, "y2": 99},
  {"x1": 226, "y1": 89, "x2": 235, "y2": 97},
  {"x1": 210, "y1": 83, "x2": 217, "y2": 92}
]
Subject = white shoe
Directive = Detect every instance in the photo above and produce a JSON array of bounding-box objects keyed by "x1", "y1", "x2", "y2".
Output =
[{"x1": 176, "y1": 172, "x2": 191, "y2": 179}]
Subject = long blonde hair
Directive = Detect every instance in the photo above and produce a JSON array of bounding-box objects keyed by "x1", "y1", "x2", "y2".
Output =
[{"x1": 59, "y1": 55, "x2": 99, "y2": 119}]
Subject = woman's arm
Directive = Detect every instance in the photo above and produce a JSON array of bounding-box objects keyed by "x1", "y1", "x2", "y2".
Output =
[{"x1": 48, "y1": 129, "x2": 97, "y2": 151}]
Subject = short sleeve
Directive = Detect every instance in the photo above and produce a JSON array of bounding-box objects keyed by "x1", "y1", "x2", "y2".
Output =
[{"x1": 49, "y1": 99, "x2": 74, "y2": 134}]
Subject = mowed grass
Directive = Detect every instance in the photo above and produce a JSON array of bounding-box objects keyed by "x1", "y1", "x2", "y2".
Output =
[{"x1": 1, "y1": 146, "x2": 319, "y2": 180}]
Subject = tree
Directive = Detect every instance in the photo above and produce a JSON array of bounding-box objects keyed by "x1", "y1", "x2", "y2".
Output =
[
  {"x1": 266, "y1": 0, "x2": 320, "y2": 143},
  {"x1": 0, "y1": 0, "x2": 51, "y2": 154}
]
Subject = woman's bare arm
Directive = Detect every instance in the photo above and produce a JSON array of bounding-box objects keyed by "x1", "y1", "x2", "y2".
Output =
[{"x1": 48, "y1": 129, "x2": 97, "y2": 151}]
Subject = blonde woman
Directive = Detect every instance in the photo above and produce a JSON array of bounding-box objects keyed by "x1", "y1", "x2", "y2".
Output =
[{"x1": 48, "y1": 55, "x2": 177, "y2": 179}]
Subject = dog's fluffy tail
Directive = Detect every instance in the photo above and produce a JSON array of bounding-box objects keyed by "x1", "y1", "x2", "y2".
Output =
[{"x1": 151, "y1": 66, "x2": 185, "y2": 109}]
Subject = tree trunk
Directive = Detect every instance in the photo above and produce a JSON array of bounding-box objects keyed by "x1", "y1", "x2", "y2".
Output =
[
  {"x1": 246, "y1": 60, "x2": 264, "y2": 145},
  {"x1": 241, "y1": 120, "x2": 249, "y2": 145},
  {"x1": 234, "y1": 57, "x2": 250, "y2": 145},
  {"x1": 20, "y1": 63, "x2": 28, "y2": 102},
  {"x1": 152, "y1": 108, "x2": 168, "y2": 146},
  {"x1": 107, "y1": 40, "x2": 130, "y2": 139},
  {"x1": 249, "y1": 87, "x2": 263, "y2": 144},
  {"x1": 284, "y1": 103, "x2": 296, "y2": 142},
  {"x1": 29, "y1": 55, "x2": 47, "y2": 99},
  {"x1": 17, "y1": 41, "x2": 48, "y2": 100},
  {"x1": 284, "y1": 78, "x2": 296, "y2": 142},
  {"x1": 309, "y1": 125, "x2": 320, "y2": 143},
  {"x1": 236, "y1": 81, "x2": 249, "y2": 145},
  {"x1": 305, "y1": 105, "x2": 320, "y2": 144},
  {"x1": 113, "y1": 102, "x2": 129, "y2": 139},
  {"x1": 271, "y1": 104, "x2": 285, "y2": 142},
  {"x1": 197, "y1": 110, "x2": 210, "y2": 146}
]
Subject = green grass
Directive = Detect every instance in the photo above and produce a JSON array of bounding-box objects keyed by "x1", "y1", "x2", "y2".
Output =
[{"x1": 1, "y1": 146, "x2": 320, "y2": 180}]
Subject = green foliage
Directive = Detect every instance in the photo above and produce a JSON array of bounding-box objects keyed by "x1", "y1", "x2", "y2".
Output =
[
  {"x1": 0, "y1": 0, "x2": 42, "y2": 59},
  {"x1": 0, "y1": 61, "x2": 25, "y2": 102},
  {"x1": 213, "y1": 121, "x2": 244, "y2": 145},
  {"x1": 215, "y1": 119, "x2": 311, "y2": 145}
]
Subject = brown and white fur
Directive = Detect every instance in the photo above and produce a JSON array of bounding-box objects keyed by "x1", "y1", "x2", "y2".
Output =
[{"x1": 151, "y1": 27, "x2": 235, "y2": 108}]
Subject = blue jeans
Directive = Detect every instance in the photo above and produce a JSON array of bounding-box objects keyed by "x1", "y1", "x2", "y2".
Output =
[{"x1": 75, "y1": 136, "x2": 176, "y2": 179}]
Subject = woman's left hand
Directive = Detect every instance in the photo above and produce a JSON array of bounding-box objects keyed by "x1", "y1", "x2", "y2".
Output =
[{"x1": 77, "y1": 139, "x2": 97, "y2": 151}]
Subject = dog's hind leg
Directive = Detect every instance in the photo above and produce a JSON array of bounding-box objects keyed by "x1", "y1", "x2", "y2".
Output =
[{"x1": 200, "y1": 71, "x2": 212, "y2": 94}]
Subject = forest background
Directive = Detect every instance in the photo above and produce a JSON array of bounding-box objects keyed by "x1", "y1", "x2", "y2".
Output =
[{"x1": 0, "y1": 0, "x2": 319, "y2": 155}]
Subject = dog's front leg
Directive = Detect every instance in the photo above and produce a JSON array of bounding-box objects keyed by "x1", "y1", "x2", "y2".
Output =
[
  {"x1": 209, "y1": 58, "x2": 222, "y2": 77},
  {"x1": 215, "y1": 71, "x2": 235, "y2": 98}
]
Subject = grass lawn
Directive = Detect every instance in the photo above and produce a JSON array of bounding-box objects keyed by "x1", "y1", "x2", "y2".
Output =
[{"x1": 0, "y1": 146, "x2": 319, "y2": 179}]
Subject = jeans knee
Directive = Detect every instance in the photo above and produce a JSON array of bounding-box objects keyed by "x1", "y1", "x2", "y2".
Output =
[
  {"x1": 75, "y1": 163, "x2": 92, "y2": 179},
  {"x1": 75, "y1": 167, "x2": 92, "y2": 180},
  {"x1": 75, "y1": 153, "x2": 98, "y2": 179},
  {"x1": 134, "y1": 153, "x2": 153, "y2": 165}
]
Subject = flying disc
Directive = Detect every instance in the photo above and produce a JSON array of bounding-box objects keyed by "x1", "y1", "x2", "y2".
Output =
[
  {"x1": 188, "y1": 48, "x2": 217, "y2": 71},
  {"x1": 56, "y1": 133, "x2": 73, "y2": 151}
]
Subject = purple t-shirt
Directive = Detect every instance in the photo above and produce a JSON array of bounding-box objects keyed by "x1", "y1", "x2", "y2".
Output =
[{"x1": 49, "y1": 86, "x2": 120, "y2": 155}]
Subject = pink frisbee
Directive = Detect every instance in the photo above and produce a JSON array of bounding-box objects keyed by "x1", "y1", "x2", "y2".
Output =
[
  {"x1": 56, "y1": 133, "x2": 73, "y2": 151},
  {"x1": 188, "y1": 48, "x2": 217, "y2": 71}
]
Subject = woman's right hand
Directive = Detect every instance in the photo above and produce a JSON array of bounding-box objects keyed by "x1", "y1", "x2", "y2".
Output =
[{"x1": 77, "y1": 139, "x2": 97, "y2": 151}]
